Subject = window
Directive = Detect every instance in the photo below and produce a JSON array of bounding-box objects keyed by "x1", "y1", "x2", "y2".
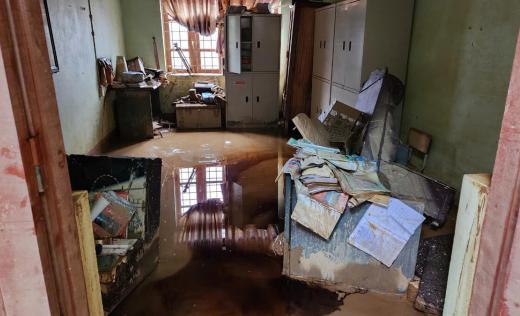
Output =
[
  {"x1": 176, "y1": 166, "x2": 226, "y2": 215},
  {"x1": 163, "y1": 18, "x2": 222, "y2": 74},
  {"x1": 178, "y1": 167, "x2": 198, "y2": 213}
]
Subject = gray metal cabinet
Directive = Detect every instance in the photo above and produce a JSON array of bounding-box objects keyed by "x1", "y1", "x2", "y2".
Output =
[
  {"x1": 226, "y1": 73, "x2": 253, "y2": 123},
  {"x1": 311, "y1": 0, "x2": 414, "y2": 119},
  {"x1": 252, "y1": 16, "x2": 281, "y2": 72},
  {"x1": 225, "y1": 13, "x2": 281, "y2": 126}
]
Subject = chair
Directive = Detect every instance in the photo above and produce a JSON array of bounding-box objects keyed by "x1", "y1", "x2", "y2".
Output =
[{"x1": 407, "y1": 128, "x2": 432, "y2": 172}]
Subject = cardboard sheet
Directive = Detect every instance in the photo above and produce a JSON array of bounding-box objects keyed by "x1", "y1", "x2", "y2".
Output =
[{"x1": 292, "y1": 113, "x2": 330, "y2": 147}]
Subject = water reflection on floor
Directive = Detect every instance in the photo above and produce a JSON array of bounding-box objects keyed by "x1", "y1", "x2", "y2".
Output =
[{"x1": 103, "y1": 130, "x2": 420, "y2": 316}]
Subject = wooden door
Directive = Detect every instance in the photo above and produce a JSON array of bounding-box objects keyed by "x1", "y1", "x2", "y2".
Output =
[{"x1": 252, "y1": 16, "x2": 281, "y2": 72}]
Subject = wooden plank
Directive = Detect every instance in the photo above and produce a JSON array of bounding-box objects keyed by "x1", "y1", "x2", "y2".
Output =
[
  {"x1": 285, "y1": 3, "x2": 320, "y2": 125},
  {"x1": 72, "y1": 191, "x2": 104, "y2": 316}
]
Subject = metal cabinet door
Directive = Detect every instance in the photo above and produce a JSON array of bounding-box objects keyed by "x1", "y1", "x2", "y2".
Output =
[
  {"x1": 321, "y1": 6, "x2": 336, "y2": 80},
  {"x1": 252, "y1": 16, "x2": 281, "y2": 72},
  {"x1": 312, "y1": 10, "x2": 324, "y2": 77},
  {"x1": 252, "y1": 73, "x2": 279, "y2": 123},
  {"x1": 312, "y1": 7, "x2": 335, "y2": 80},
  {"x1": 226, "y1": 15, "x2": 241, "y2": 74},
  {"x1": 332, "y1": 2, "x2": 350, "y2": 86},
  {"x1": 343, "y1": 0, "x2": 366, "y2": 91},
  {"x1": 226, "y1": 73, "x2": 252, "y2": 123}
]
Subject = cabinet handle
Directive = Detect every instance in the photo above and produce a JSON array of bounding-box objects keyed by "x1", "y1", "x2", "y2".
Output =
[
  {"x1": 257, "y1": 41, "x2": 260, "y2": 48},
  {"x1": 342, "y1": 41, "x2": 345, "y2": 51},
  {"x1": 319, "y1": 41, "x2": 322, "y2": 49},
  {"x1": 236, "y1": 42, "x2": 238, "y2": 49},
  {"x1": 245, "y1": 96, "x2": 248, "y2": 103},
  {"x1": 324, "y1": 40, "x2": 326, "y2": 49},
  {"x1": 256, "y1": 96, "x2": 260, "y2": 102},
  {"x1": 349, "y1": 41, "x2": 352, "y2": 51}
]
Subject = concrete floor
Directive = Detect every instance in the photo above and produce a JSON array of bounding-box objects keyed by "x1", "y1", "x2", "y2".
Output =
[{"x1": 101, "y1": 130, "x2": 422, "y2": 316}]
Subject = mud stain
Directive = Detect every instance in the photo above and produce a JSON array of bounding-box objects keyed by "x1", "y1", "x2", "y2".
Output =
[{"x1": 4, "y1": 164, "x2": 25, "y2": 179}]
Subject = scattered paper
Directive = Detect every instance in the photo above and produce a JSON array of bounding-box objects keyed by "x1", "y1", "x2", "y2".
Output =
[{"x1": 348, "y1": 198, "x2": 425, "y2": 267}]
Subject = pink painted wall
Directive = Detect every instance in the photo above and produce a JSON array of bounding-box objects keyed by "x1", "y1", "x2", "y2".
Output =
[{"x1": 0, "y1": 45, "x2": 51, "y2": 315}]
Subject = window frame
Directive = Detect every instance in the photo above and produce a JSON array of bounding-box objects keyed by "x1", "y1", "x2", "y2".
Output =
[
  {"x1": 163, "y1": 14, "x2": 222, "y2": 74},
  {"x1": 174, "y1": 165, "x2": 226, "y2": 219}
]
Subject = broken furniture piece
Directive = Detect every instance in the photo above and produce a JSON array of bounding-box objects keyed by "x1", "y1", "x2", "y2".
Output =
[{"x1": 67, "y1": 154, "x2": 161, "y2": 314}]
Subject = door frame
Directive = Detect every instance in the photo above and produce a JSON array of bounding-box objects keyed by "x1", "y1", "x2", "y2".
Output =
[
  {"x1": 469, "y1": 31, "x2": 520, "y2": 316},
  {"x1": 0, "y1": 0, "x2": 89, "y2": 315}
]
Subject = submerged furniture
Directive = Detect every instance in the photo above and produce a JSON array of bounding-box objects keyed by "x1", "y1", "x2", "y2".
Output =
[
  {"x1": 282, "y1": 175, "x2": 422, "y2": 293},
  {"x1": 175, "y1": 103, "x2": 223, "y2": 129},
  {"x1": 225, "y1": 13, "x2": 281, "y2": 127},
  {"x1": 67, "y1": 155, "x2": 161, "y2": 313},
  {"x1": 311, "y1": 0, "x2": 414, "y2": 120},
  {"x1": 112, "y1": 80, "x2": 161, "y2": 140}
]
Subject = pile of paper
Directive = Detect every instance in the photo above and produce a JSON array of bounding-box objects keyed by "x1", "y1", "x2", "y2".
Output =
[
  {"x1": 282, "y1": 139, "x2": 389, "y2": 240},
  {"x1": 283, "y1": 112, "x2": 425, "y2": 267}
]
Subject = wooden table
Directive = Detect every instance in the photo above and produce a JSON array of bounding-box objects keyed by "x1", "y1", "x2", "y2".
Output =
[{"x1": 111, "y1": 80, "x2": 162, "y2": 140}]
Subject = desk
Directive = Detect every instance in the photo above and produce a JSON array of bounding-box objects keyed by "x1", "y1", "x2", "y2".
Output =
[{"x1": 112, "y1": 80, "x2": 161, "y2": 140}]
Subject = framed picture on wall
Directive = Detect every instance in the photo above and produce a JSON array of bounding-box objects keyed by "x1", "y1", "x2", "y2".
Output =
[{"x1": 40, "y1": 0, "x2": 59, "y2": 73}]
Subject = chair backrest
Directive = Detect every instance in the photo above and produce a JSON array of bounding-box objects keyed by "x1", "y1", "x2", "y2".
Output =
[{"x1": 408, "y1": 128, "x2": 432, "y2": 155}]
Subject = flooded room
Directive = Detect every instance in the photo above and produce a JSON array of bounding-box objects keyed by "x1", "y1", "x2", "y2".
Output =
[{"x1": 1, "y1": 0, "x2": 520, "y2": 316}]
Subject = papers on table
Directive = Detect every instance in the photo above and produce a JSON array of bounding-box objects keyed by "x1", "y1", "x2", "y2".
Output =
[{"x1": 348, "y1": 198, "x2": 425, "y2": 267}]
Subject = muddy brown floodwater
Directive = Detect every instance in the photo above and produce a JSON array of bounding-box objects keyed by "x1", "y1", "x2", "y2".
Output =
[{"x1": 101, "y1": 130, "x2": 421, "y2": 316}]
